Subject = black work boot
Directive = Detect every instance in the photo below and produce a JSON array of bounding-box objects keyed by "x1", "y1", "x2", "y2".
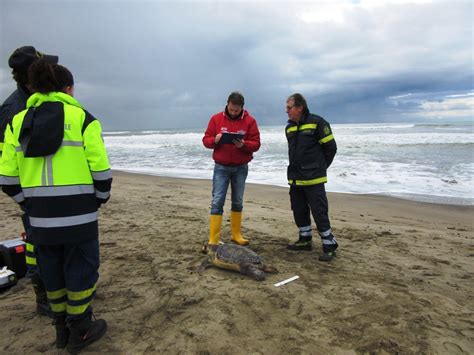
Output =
[
  {"x1": 287, "y1": 238, "x2": 313, "y2": 251},
  {"x1": 319, "y1": 232, "x2": 338, "y2": 262},
  {"x1": 66, "y1": 313, "x2": 107, "y2": 353},
  {"x1": 36, "y1": 301, "x2": 52, "y2": 316},
  {"x1": 31, "y1": 275, "x2": 53, "y2": 318},
  {"x1": 53, "y1": 315, "x2": 69, "y2": 349},
  {"x1": 318, "y1": 250, "x2": 337, "y2": 262}
]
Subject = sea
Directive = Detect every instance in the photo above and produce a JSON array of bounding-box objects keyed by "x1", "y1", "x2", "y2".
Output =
[{"x1": 103, "y1": 122, "x2": 474, "y2": 206}]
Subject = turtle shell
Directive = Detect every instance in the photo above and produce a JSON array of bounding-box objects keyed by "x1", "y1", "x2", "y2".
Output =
[{"x1": 216, "y1": 244, "x2": 263, "y2": 265}]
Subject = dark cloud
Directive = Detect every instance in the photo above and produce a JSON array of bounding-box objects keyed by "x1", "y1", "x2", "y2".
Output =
[{"x1": 1, "y1": 0, "x2": 472, "y2": 130}]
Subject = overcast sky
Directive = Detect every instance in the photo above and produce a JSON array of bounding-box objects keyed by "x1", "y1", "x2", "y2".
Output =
[{"x1": 0, "y1": 0, "x2": 472, "y2": 130}]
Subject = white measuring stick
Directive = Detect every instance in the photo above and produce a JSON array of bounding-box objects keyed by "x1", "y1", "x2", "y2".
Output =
[{"x1": 274, "y1": 275, "x2": 299, "y2": 287}]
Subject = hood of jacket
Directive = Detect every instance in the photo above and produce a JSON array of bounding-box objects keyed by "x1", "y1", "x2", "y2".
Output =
[
  {"x1": 19, "y1": 92, "x2": 83, "y2": 157},
  {"x1": 224, "y1": 106, "x2": 249, "y2": 120}
]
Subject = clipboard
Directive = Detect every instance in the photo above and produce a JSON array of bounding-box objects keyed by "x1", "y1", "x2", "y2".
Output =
[{"x1": 220, "y1": 132, "x2": 244, "y2": 144}]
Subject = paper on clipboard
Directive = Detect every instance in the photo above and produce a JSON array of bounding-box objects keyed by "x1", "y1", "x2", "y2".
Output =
[{"x1": 220, "y1": 132, "x2": 244, "y2": 144}]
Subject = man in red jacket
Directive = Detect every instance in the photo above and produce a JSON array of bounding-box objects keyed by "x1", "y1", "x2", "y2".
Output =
[{"x1": 202, "y1": 92, "x2": 260, "y2": 246}]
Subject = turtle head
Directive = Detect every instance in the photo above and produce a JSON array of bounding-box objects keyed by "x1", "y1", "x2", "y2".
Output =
[{"x1": 201, "y1": 243, "x2": 218, "y2": 257}]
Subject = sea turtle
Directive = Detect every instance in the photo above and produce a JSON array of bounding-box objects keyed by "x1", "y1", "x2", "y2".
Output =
[{"x1": 198, "y1": 243, "x2": 277, "y2": 281}]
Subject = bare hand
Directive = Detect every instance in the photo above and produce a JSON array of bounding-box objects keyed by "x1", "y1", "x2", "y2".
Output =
[
  {"x1": 215, "y1": 133, "x2": 222, "y2": 144},
  {"x1": 233, "y1": 139, "x2": 244, "y2": 148}
]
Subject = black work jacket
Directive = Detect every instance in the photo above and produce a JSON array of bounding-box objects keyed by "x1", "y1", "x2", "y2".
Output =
[
  {"x1": 0, "y1": 85, "x2": 30, "y2": 152},
  {"x1": 285, "y1": 112, "x2": 337, "y2": 186}
]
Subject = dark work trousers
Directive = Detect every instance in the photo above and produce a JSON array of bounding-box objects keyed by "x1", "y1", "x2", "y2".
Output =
[
  {"x1": 36, "y1": 238, "x2": 100, "y2": 322},
  {"x1": 22, "y1": 213, "x2": 40, "y2": 278},
  {"x1": 290, "y1": 183, "x2": 331, "y2": 234}
]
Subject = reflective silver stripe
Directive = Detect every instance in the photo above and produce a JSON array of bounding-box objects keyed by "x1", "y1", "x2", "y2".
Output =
[
  {"x1": 12, "y1": 192, "x2": 25, "y2": 203},
  {"x1": 23, "y1": 185, "x2": 95, "y2": 197},
  {"x1": 42, "y1": 158, "x2": 47, "y2": 186},
  {"x1": 16, "y1": 141, "x2": 83, "y2": 153},
  {"x1": 46, "y1": 156, "x2": 53, "y2": 185},
  {"x1": 0, "y1": 175, "x2": 20, "y2": 185},
  {"x1": 62, "y1": 140, "x2": 83, "y2": 147},
  {"x1": 322, "y1": 239, "x2": 337, "y2": 245},
  {"x1": 299, "y1": 225, "x2": 312, "y2": 237},
  {"x1": 319, "y1": 229, "x2": 332, "y2": 237},
  {"x1": 92, "y1": 170, "x2": 112, "y2": 181},
  {"x1": 95, "y1": 190, "x2": 110, "y2": 199},
  {"x1": 29, "y1": 212, "x2": 98, "y2": 228}
]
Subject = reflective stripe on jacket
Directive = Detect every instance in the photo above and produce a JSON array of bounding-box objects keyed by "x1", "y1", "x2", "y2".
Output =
[
  {"x1": 0, "y1": 92, "x2": 112, "y2": 245},
  {"x1": 285, "y1": 113, "x2": 337, "y2": 186}
]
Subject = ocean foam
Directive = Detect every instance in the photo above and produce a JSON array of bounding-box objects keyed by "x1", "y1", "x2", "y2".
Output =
[{"x1": 104, "y1": 122, "x2": 474, "y2": 205}]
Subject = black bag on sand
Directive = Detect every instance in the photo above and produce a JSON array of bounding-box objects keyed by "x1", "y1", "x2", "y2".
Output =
[{"x1": 0, "y1": 238, "x2": 27, "y2": 278}]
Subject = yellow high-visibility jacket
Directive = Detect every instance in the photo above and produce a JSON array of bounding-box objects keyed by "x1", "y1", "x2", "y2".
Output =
[{"x1": 0, "y1": 92, "x2": 112, "y2": 245}]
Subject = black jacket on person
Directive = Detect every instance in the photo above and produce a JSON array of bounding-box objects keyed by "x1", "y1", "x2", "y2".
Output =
[
  {"x1": 285, "y1": 112, "x2": 337, "y2": 186},
  {"x1": 0, "y1": 85, "x2": 30, "y2": 153}
]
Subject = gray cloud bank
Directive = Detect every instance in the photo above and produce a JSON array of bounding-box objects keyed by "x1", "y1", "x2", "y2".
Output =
[{"x1": 1, "y1": 0, "x2": 472, "y2": 130}]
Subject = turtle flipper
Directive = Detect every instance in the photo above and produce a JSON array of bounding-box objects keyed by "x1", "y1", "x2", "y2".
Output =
[
  {"x1": 196, "y1": 259, "x2": 212, "y2": 274},
  {"x1": 240, "y1": 263, "x2": 265, "y2": 281},
  {"x1": 263, "y1": 264, "x2": 278, "y2": 274}
]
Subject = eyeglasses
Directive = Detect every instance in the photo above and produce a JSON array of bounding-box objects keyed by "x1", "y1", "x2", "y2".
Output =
[{"x1": 286, "y1": 105, "x2": 295, "y2": 111}]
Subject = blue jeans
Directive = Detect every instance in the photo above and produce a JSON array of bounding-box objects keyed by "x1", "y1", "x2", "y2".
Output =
[{"x1": 211, "y1": 163, "x2": 248, "y2": 215}]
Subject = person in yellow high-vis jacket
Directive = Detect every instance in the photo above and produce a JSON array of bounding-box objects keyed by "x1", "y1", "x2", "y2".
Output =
[{"x1": 0, "y1": 59, "x2": 111, "y2": 352}]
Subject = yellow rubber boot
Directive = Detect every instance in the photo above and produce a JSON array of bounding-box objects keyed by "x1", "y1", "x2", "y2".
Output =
[
  {"x1": 208, "y1": 214, "x2": 223, "y2": 245},
  {"x1": 230, "y1": 211, "x2": 249, "y2": 246}
]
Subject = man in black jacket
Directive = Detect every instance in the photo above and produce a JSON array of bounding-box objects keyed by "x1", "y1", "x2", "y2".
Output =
[
  {"x1": 0, "y1": 45, "x2": 58, "y2": 314},
  {"x1": 285, "y1": 93, "x2": 338, "y2": 261}
]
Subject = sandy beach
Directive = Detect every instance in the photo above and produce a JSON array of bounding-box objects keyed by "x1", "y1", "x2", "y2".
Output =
[{"x1": 0, "y1": 170, "x2": 473, "y2": 354}]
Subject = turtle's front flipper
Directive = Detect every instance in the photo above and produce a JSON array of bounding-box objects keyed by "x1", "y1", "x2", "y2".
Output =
[
  {"x1": 241, "y1": 263, "x2": 265, "y2": 281},
  {"x1": 196, "y1": 259, "x2": 212, "y2": 274},
  {"x1": 263, "y1": 264, "x2": 278, "y2": 274}
]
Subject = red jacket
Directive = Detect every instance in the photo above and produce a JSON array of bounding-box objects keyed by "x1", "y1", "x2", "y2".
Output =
[{"x1": 203, "y1": 109, "x2": 260, "y2": 166}]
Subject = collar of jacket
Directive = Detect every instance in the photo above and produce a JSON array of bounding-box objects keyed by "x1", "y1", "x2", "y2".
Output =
[
  {"x1": 26, "y1": 92, "x2": 83, "y2": 110},
  {"x1": 16, "y1": 84, "x2": 31, "y2": 101},
  {"x1": 287, "y1": 112, "x2": 310, "y2": 126},
  {"x1": 223, "y1": 107, "x2": 247, "y2": 120}
]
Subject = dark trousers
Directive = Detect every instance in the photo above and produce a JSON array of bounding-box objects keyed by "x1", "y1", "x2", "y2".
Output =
[
  {"x1": 36, "y1": 238, "x2": 100, "y2": 321},
  {"x1": 22, "y1": 213, "x2": 40, "y2": 278},
  {"x1": 290, "y1": 184, "x2": 331, "y2": 233}
]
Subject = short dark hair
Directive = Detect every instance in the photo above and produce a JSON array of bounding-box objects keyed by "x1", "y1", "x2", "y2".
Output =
[
  {"x1": 28, "y1": 59, "x2": 74, "y2": 94},
  {"x1": 287, "y1": 93, "x2": 309, "y2": 115},
  {"x1": 227, "y1": 91, "x2": 245, "y2": 106}
]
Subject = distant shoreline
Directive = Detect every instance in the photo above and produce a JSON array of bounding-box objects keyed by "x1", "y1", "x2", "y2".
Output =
[{"x1": 102, "y1": 120, "x2": 474, "y2": 133}]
